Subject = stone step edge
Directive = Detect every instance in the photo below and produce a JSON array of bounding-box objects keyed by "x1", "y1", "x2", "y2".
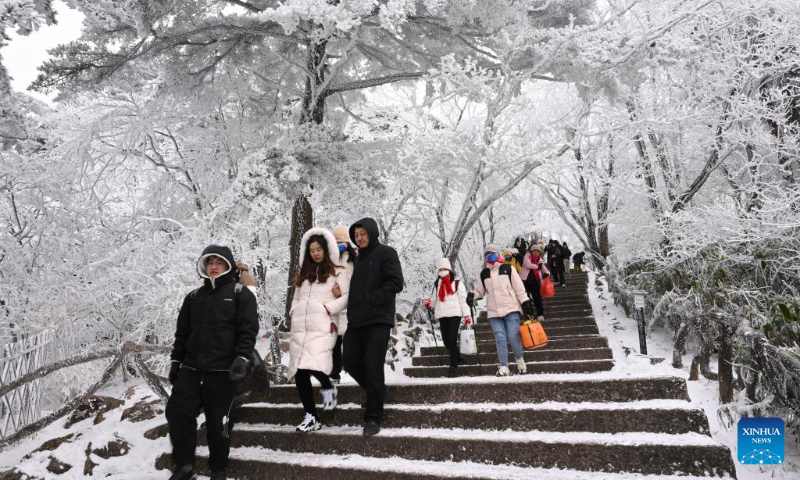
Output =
[
  {"x1": 234, "y1": 424, "x2": 723, "y2": 448},
  {"x1": 403, "y1": 359, "x2": 614, "y2": 370},
  {"x1": 419, "y1": 346, "x2": 611, "y2": 356},
  {"x1": 176, "y1": 447, "x2": 724, "y2": 480},
  {"x1": 241, "y1": 399, "x2": 700, "y2": 412}
]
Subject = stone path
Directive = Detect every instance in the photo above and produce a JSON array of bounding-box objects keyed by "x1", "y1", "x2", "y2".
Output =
[{"x1": 156, "y1": 271, "x2": 737, "y2": 479}]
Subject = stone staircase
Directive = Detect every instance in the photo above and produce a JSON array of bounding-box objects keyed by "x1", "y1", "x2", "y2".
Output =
[{"x1": 155, "y1": 271, "x2": 737, "y2": 479}]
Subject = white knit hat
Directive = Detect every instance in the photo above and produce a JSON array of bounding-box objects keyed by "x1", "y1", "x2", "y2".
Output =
[
  {"x1": 437, "y1": 258, "x2": 452, "y2": 271},
  {"x1": 484, "y1": 243, "x2": 500, "y2": 254}
]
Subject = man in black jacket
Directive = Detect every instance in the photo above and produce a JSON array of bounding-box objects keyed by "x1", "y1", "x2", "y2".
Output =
[
  {"x1": 344, "y1": 218, "x2": 404, "y2": 436},
  {"x1": 166, "y1": 245, "x2": 259, "y2": 480}
]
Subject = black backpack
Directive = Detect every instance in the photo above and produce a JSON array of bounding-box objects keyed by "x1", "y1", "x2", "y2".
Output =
[{"x1": 480, "y1": 264, "x2": 512, "y2": 291}]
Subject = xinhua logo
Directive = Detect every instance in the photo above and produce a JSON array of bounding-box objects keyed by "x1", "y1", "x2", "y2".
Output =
[{"x1": 738, "y1": 417, "x2": 784, "y2": 465}]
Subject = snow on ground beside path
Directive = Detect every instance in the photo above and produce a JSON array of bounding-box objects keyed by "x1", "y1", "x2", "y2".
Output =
[
  {"x1": 586, "y1": 270, "x2": 799, "y2": 480},
  {"x1": 0, "y1": 382, "x2": 170, "y2": 479}
]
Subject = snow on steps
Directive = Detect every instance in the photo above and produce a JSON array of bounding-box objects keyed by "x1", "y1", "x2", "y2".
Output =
[
  {"x1": 185, "y1": 424, "x2": 734, "y2": 477},
  {"x1": 234, "y1": 400, "x2": 711, "y2": 435},
  {"x1": 168, "y1": 446, "x2": 734, "y2": 480}
]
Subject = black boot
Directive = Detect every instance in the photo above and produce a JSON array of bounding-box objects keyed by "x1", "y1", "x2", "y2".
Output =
[
  {"x1": 447, "y1": 366, "x2": 458, "y2": 378},
  {"x1": 169, "y1": 465, "x2": 196, "y2": 480},
  {"x1": 363, "y1": 421, "x2": 381, "y2": 436}
]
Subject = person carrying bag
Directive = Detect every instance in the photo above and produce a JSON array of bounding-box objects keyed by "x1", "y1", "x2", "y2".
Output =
[{"x1": 425, "y1": 258, "x2": 471, "y2": 377}]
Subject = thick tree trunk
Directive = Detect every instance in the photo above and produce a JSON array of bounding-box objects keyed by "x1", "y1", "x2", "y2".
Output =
[
  {"x1": 283, "y1": 195, "x2": 313, "y2": 331},
  {"x1": 718, "y1": 323, "x2": 735, "y2": 403}
]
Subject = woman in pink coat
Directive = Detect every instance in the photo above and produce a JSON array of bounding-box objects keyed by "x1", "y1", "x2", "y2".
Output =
[{"x1": 520, "y1": 244, "x2": 550, "y2": 321}]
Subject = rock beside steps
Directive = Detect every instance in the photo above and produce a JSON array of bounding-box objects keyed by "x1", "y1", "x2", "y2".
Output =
[{"x1": 155, "y1": 271, "x2": 737, "y2": 478}]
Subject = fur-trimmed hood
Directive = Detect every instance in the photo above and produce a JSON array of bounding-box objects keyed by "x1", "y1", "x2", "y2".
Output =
[
  {"x1": 299, "y1": 228, "x2": 340, "y2": 268},
  {"x1": 196, "y1": 244, "x2": 237, "y2": 289}
]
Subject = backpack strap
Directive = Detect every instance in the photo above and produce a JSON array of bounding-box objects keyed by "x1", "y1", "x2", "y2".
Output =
[
  {"x1": 480, "y1": 268, "x2": 491, "y2": 291},
  {"x1": 499, "y1": 264, "x2": 512, "y2": 277}
]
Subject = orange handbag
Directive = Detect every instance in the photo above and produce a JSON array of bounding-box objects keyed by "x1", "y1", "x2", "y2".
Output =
[
  {"x1": 541, "y1": 277, "x2": 555, "y2": 298},
  {"x1": 520, "y1": 317, "x2": 548, "y2": 350}
]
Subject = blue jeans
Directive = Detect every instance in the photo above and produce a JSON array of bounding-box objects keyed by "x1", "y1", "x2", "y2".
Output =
[{"x1": 489, "y1": 312, "x2": 523, "y2": 366}]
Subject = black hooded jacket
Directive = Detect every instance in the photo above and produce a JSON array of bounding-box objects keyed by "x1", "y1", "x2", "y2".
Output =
[
  {"x1": 347, "y1": 218, "x2": 404, "y2": 329},
  {"x1": 170, "y1": 245, "x2": 259, "y2": 371}
]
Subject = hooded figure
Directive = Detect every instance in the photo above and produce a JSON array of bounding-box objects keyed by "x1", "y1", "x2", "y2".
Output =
[
  {"x1": 166, "y1": 245, "x2": 259, "y2": 480},
  {"x1": 346, "y1": 218, "x2": 404, "y2": 330},
  {"x1": 343, "y1": 217, "x2": 404, "y2": 436},
  {"x1": 287, "y1": 228, "x2": 350, "y2": 382}
]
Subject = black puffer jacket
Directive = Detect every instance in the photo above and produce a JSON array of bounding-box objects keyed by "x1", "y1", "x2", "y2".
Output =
[
  {"x1": 170, "y1": 245, "x2": 259, "y2": 371},
  {"x1": 347, "y1": 218, "x2": 404, "y2": 329}
]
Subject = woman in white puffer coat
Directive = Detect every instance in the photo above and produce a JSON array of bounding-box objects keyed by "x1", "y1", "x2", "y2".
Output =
[
  {"x1": 288, "y1": 228, "x2": 350, "y2": 432},
  {"x1": 424, "y1": 258, "x2": 471, "y2": 377}
]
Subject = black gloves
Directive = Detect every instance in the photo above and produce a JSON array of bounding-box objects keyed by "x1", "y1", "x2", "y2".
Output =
[
  {"x1": 466, "y1": 292, "x2": 474, "y2": 308},
  {"x1": 168, "y1": 361, "x2": 181, "y2": 384},
  {"x1": 229, "y1": 356, "x2": 250, "y2": 382},
  {"x1": 521, "y1": 300, "x2": 534, "y2": 317}
]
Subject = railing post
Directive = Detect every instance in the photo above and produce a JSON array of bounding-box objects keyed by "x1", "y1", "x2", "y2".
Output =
[{"x1": 633, "y1": 290, "x2": 647, "y2": 355}]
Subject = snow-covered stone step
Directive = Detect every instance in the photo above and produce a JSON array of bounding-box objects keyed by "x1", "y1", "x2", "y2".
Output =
[
  {"x1": 403, "y1": 359, "x2": 614, "y2": 377},
  {"x1": 245, "y1": 376, "x2": 691, "y2": 405},
  {"x1": 412, "y1": 346, "x2": 613, "y2": 366},
  {"x1": 158, "y1": 446, "x2": 731, "y2": 480},
  {"x1": 193, "y1": 425, "x2": 736, "y2": 477},
  {"x1": 474, "y1": 324, "x2": 599, "y2": 340},
  {"x1": 420, "y1": 335, "x2": 608, "y2": 356},
  {"x1": 543, "y1": 306, "x2": 594, "y2": 315},
  {"x1": 235, "y1": 400, "x2": 710, "y2": 434}
]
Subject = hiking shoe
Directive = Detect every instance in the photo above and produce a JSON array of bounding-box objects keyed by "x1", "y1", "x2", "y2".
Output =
[
  {"x1": 321, "y1": 386, "x2": 338, "y2": 411},
  {"x1": 169, "y1": 465, "x2": 196, "y2": 480},
  {"x1": 496, "y1": 365, "x2": 511, "y2": 377},
  {"x1": 210, "y1": 470, "x2": 227, "y2": 480},
  {"x1": 458, "y1": 356, "x2": 466, "y2": 365},
  {"x1": 363, "y1": 421, "x2": 381, "y2": 436},
  {"x1": 516, "y1": 357, "x2": 527, "y2": 374},
  {"x1": 447, "y1": 366, "x2": 458, "y2": 378},
  {"x1": 296, "y1": 412, "x2": 321, "y2": 432}
]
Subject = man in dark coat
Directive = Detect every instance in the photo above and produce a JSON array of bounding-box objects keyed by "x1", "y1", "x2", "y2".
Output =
[
  {"x1": 344, "y1": 218, "x2": 404, "y2": 436},
  {"x1": 166, "y1": 245, "x2": 259, "y2": 480}
]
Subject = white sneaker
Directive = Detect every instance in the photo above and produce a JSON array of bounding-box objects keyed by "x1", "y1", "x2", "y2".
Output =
[
  {"x1": 537, "y1": 315, "x2": 545, "y2": 322},
  {"x1": 296, "y1": 413, "x2": 321, "y2": 432},
  {"x1": 496, "y1": 365, "x2": 511, "y2": 377},
  {"x1": 321, "y1": 386, "x2": 338, "y2": 411},
  {"x1": 516, "y1": 357, "x2": 527, "y2": 374}
]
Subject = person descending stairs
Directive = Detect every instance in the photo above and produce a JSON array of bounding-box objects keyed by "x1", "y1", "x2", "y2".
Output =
[{"x1": 155, "y1": 269, "x2": 737, "y2": 478}]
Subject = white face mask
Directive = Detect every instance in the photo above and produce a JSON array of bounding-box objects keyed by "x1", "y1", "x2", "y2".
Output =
[{"x1": 438, "y1": 270, "x2": 449, "y2": 278}]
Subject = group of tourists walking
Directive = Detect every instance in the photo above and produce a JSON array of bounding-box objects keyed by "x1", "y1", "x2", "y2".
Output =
[
  {"x1": 164, "y1": 227, "x2": 581, "y2": 479},
  {"x1": 165, "y1": 217, "x2": 403, "y2": 480}
]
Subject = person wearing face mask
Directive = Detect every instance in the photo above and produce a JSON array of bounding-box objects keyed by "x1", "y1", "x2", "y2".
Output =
[
  {"x1": 424, "y1": 258, "x2": 471, "y2": 377},
  {"x1": 470, "y1": 244, "x2": 533, "y2": 376},
  {"x1": 288, "y1": 228, "x2": 350, "y2": 432},
  {"x1": 502, "y1": 248, "x2": 522, "y2": 273},
  {"x1": 329, "y1": 225, "x2": 356, "y2": 384}
]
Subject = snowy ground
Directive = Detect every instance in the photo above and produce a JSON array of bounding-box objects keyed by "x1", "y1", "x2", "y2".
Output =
[
  {"x1": 0, "y1": 272, "x2": 796, "y2": 479},
  {"x1": 585, "y1": 270, "x2": 800, "y2": 480}
]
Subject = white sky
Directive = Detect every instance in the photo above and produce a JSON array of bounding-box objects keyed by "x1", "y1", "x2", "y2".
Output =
[{"x1": 2, "y1": 1, "x2": 84, "y2": 103}]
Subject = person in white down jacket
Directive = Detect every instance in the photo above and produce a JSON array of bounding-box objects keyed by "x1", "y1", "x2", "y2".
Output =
[
  {"x1": 288, "y1": 228, "x2": 350, "y2": 432},
  {"x1": 424, "y1": 258, "x2": 471, "y2": 377}
]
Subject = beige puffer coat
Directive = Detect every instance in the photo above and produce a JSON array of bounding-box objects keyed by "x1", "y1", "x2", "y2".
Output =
[{"x1": 288, "y1": 228, "x2": 350, "y2": 381}]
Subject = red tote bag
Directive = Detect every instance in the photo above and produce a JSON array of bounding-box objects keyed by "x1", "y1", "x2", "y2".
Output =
[{"x1": 541, "y1": 277, "x2": 555, "y2": 298}]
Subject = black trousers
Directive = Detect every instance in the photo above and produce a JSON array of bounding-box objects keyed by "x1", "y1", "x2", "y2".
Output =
[
  {"x1": 166, "y1": 369, "x2": 236, "y2": 472},
  {"x1": 330, "y1": 335, "x2": 344, "y2": 380},
  {"x1": 524, "y1": 277, "x2": 544, "y2": 316},
  {"x1": 342, "y1": 323, "x2": 391, "y2": 423},
  {"x1": 295, "y1": 369, "x2": 333, "y2": 416},
  {"x1": 547, "y1": 261, "x2": 560, "y2": 284},
  {"x1": 438, "y1": 316, "x2": 461, "y2": 367}
]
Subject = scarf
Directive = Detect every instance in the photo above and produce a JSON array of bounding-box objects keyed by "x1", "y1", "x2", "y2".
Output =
[
  {"x1": 438, "y1": 275, "x2": 455, "y2": 302},
  {"x1": 531, "y1": 254, "x2": 542, "y2": 280}
]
